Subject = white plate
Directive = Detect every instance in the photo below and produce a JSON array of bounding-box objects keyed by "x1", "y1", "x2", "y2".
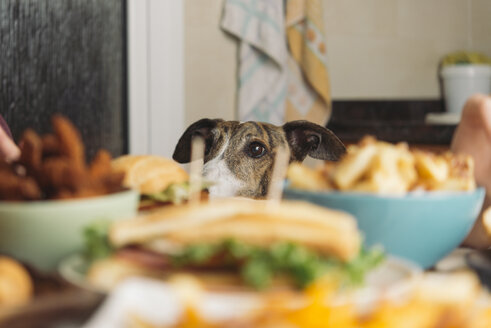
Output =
[
  {"x1": 59, "y1": 254, "x2": 421, "y2": 294},
  {"x1": 82, "y1": 277, "x2": 263, "y2": 328},
  {"x1": 60, "y1": 254, "x2": 422, "y2": 327}
]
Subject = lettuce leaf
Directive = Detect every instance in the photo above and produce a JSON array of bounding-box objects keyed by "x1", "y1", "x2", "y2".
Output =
[
  {"x1": 173, "y1": 240, "x2": 385, "y2": 290},
  {"x1": 83, "y1": 220, "x2": 113, "y2": 261},
  {"x1": 147, "y1": 181, "x2": 212, "y2": 205}
]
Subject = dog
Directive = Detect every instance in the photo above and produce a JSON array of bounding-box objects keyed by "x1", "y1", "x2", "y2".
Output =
[{"x1": 173, "y1": 119, "x2": 346, "y2": 198}]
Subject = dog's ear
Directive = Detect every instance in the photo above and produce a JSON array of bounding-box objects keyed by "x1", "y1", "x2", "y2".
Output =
[
  {"x1": 283, "y1": 120, "x2": 346, "y2": 162},
  {"x1": 173, "y1": 118, "x2": 223, "y2": 163}
]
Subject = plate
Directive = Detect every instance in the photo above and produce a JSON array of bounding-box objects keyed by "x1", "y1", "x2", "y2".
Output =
[
  {"x1": 59, "y1": 254, "x2": 101, "y2": 293},
  {"x1": 466, "y1": 249, "x2": 491, "y2": 289},
  {"x1": 82, "y1": 277, "x2": 263, "y2": 328},
  {"x1": 79, "y1": 255, "x2": 421, "y2": 328},
  {"x1": 59, "y1": 253, "x2": 422, "y2": 297}
]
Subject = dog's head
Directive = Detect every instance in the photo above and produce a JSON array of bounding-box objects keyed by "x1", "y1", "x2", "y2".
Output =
[{"x1": 173, "y1": 119, "x2": 345, "y2": 198}]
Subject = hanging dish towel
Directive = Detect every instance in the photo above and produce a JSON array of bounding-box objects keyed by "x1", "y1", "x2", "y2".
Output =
[
  {"x1": 285, "y1": 0, "x2": 332, "y2": 124},
  {"x1": 221, "y1": 0, "x2": 332, "y2": 125},
  {"x1": 221, "y1": 0, "x2": 288, "y2": 125}
]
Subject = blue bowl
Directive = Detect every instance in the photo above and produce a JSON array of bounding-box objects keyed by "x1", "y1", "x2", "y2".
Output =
[{"x1": 283, "y1": 187, "x2": 485, "y2": 268}]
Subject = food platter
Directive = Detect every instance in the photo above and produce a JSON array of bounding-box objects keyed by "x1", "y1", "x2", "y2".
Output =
[
  {"x1": 57, "y1": 253, "x2": 421, "y2": 327},
  {"x1": 59, "y1": 253, "x2": 422, "y2": 296},
  {"x1": 2, "y1": 117, "x2": 491, "y2": 327}
]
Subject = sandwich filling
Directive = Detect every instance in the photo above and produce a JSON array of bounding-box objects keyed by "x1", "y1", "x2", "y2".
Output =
[
  {"x1": 141, "y1": 181, "x2": 211, "y2": 207},
  {"x1": 84, "y1": 222, "x2": 384, "y2": 289}
]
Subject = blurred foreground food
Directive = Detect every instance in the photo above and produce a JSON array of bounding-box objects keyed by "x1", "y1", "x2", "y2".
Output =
[
  {"x1": 84, "y1": 198, "x2": 383, "y2": 291},
  {"x1": 0, "y1": 256, "x2": 33, "y2": 308},
  {"x1": 287, "y1": 136, "x2": 475, "y2": 194},
  {"x1": 112, "y1": 155, "x2": 208, "y2": 209},
  {"x1": 0, "y1": 115, "x2": 125, "y2": 201},
  {"x1": 127, "y1": 272, "x2": 491, "y2": 328}
]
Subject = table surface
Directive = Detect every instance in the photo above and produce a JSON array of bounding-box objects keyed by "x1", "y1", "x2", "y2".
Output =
[{"x1": 0, "y1": 248, "x2": 488, "y2": 328}]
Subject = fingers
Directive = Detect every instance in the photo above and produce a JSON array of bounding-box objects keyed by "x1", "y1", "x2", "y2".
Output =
[
  {"x1": 0, "y1": 126, "x2": 20, "y2": 162},
  {"x1": 452, "y1": 94, "x2": 491, "y2": 193},
  {"x1": 461, "y1": 94, "x2": 491, "y2": 134}
]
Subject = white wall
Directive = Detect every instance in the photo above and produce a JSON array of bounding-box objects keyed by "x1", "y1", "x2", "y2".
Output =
[
  {"x1": 470, "y1": 0, "x2": 491, "y2": 57},
  {"x1": 183, "y1": 0, "x2": 491, "y2": 123},
  {"x1": 127, "y1": 0, "x2": 491, "y2": 151},
  {"x1": 184, "y1": 0, "x2": 237, "y2": 126},
  {"x1": 323, "y1": 0, "x2": 491, "y2": 99}
]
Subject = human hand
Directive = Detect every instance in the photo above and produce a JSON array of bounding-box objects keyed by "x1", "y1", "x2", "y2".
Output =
[
  {"x1": 451, "y1": 94, "x2": 491, "y2": 248},
  {"x1": 0, "y1": 125, "x2": 20, "y2": 162}
]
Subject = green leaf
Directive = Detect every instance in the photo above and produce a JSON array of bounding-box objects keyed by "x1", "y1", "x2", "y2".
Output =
[
  {"x1": 222, "y1": 238, "x2": 254, "y2": 259},
  {"x1": 83, "y1": 220, "x2": 113, "y2": 261},
  {"x1": 172, "y1": 243, "x2": 220, "y2": 265},
  {"x1": 343, "y1": 246, "x2": 385, "y2": 286},
  {"x1": 241, "y1": 258, "x2": 273, "y2": 290},
  {"x1": 147, "y1": 180, "x2": 213, "y2": 205},
  {"x1": 441, "y1": 51, "x2": 491, "y2": 66},
  {"x1": 169, "y1": 239, "x2": 385, "y2": 290}
]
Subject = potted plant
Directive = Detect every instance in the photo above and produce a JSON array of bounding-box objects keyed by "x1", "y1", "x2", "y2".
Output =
[{"x1": 440, "y1": 51, "x2": 491, "y2": 117}]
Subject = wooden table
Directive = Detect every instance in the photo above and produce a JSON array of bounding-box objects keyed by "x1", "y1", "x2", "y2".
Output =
[{"x1": 0, "y1": 266, "x2": 103, "y2": 328}]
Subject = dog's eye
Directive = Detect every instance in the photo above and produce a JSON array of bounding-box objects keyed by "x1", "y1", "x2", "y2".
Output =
[{"x1": 247, "y1": 142, "x2": 267, "y2": 158}]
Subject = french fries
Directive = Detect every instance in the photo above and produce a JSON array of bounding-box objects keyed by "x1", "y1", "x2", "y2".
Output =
[
  {"x1": 287, "y1": 136, "x2": 476, "y2": 194},
  {"x1": 0, "y1": 115, "x2": 125, "y2": 201},
  {"x1": 482, "y1": 207, "x2": 491, "y2": 237},
  {"x1": 287, "y1": 162, "x2": 332, "y2": 191}
]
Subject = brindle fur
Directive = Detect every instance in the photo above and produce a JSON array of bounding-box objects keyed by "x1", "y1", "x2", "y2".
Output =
[{"x1": 173, "y1": 119, "x2": 345, "y2": 198}]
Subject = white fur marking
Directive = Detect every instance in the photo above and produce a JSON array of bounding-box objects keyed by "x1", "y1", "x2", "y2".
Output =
[{"x1": 203, "y1": 140, "x2": 246, "y2": 198}]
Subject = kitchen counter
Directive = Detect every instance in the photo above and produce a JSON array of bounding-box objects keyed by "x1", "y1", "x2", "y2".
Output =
[{"x1": 327, "y1": 99, "x2": 456, "y2": 145}]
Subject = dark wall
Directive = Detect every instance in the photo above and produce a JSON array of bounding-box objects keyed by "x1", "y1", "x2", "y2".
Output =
[{"x1": 0, "y1": 0, "x2": 127, "y2": 159}]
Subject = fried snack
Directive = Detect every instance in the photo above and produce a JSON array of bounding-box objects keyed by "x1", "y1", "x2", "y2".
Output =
[
  {"x1": 414, "y1": 151, "x2": 449, "y2": 185},
  {"x1": 482, "y1": 207, "x2": 491, "y2": 237},
  {"x1": 439, "y1": 153, "x2": 476, "y2": 191},
  {"x1": 287, "y1": 162, "x2": 332, "y2": 191},
  {"x1": 350, "y1": 142, "x2": 417, "y2": 193},
  {"x1": 18, "y1": 129, "x2": 43, "y2": 175},
  {"x1": 288, "y1": 136, "x2": 475, "y2": 194},
  {"x1": 0, "y1": 115, "x2": 125, "y2": 201},
  {"x1": 332, "y1": 139, "x2": 378, "y2": 190},
  {"x1": 51, "y1": 115, "x2": 85, "y2": 167},
  {"x1": 90, "y1": 150, "x2": 113, "y2": 180},
  {"x1": 39, "y1": 158, "x2": 88, "y2": 192},
  {"x1": 99, "y1": 171, "x2": 125, "y2": 194},
  {"x1": 0, "y1": 170, "x2": 41, "y2": 201},
  {"x1": 0, "y1": 256, "x2": 33, "y2": 307},
  {"x1": 41, "y1": 134, "x2": 60, "y2": 158}
]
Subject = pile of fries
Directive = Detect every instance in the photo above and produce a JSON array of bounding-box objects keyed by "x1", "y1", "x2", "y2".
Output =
[
  {"x1": 288, "y1": 136, "x2": 476, "y2": 194},
  {"x1": 128, "y1": 272, "x2": 491, "y2": 328},
  {"x1": 0, "y1": 115, "x2": 124, "y2": 201}
]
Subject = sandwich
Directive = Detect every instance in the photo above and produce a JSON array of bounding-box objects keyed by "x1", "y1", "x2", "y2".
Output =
[
  {"x1": 111, "y1": 155, "x2": 208, "y2": 210},
  {"x1": 84, "y1": 198, "x2": 384, "y2": 291}
]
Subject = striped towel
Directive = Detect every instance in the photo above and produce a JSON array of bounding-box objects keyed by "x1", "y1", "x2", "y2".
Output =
[{"x1": 221, "y1": 0, "x2": 331, "y2": 125}]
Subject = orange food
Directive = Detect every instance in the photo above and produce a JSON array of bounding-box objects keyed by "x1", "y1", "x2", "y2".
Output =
[
  {"x1": 0, "y1": 256, "x2": 33, "y2": 307},
  {"x1": 0, "y1": 115, "x2": 125, "y2": 201}
]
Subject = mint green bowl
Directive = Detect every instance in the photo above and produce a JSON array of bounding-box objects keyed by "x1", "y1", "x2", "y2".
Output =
[
  {"x1": 0, "y1": 190, "x2": 139, "y2": 271},
  {"x1": 283, "y1": 187, "x2": 485, "y2": 268}
]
